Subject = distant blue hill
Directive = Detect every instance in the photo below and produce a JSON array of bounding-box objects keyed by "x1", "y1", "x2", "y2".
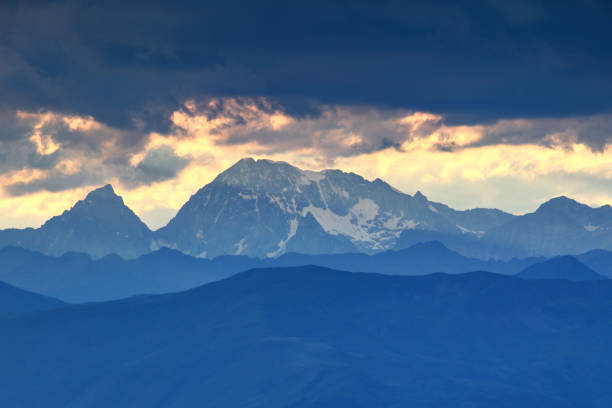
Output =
[
  {"x1": 273, "y1": 241, "x2": 542, "y2": 276},
  {"x1": 483, "y1": 196, "x2": 612, "y2": 258},
  {"x1": 3, "y1": 266, "x2": 612, "y2": 406},
  {"x1": 0, "y1": 242, "x2": 543, "y2": 303},
  {"x1": 517, "y1": 256, "x2": 607, "y2": 281},
  {"x1": 3, "y1": 241, "x2": 610, "y2": 303},
  {"x1": 0, "y1": 280, "x2": 65, "y2": 319},
  {"x1": 0, "y1": 245, "x2": 241, "y2": 303},
  {"x1": 576, "y1": 249, "x2": 612, "y2": 279},
  {"x1": 394, "y1": 228, "x2": 498, "y2": 258}
]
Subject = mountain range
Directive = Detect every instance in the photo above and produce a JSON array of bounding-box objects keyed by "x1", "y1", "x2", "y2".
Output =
[
  {"x1": 3, "y1": 266, "x2": 612, "y2": 407},
  {"x1": 154, "y1": 158, "x2": 512, "y2": 258},
  {"x1": 2, "y1": 158, "x2": 612, "y2": 260},
  {"x1": 1, "y1": 241, "x2": 610, "y2": 303}
]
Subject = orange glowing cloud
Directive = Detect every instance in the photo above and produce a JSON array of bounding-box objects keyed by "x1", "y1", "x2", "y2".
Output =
[{"x1": 2, "y1": 99, "x2": 612, "y2": 230}]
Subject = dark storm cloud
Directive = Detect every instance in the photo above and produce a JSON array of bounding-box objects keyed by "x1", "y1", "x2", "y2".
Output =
[
  {"x1": 0, "y1": 108, "x2": 146, "y2": 171},
  {"x1": 131, "y1": 146, "x2": 190, "y2": 185},
  {"x1": 1, "y1": 0, "x2": 611, "y2": 139},
  {"x1": 1, "y1": 0, "x2": 611, "y2": 198},
  {"x1": 0, "y1": 107, "x2": 190, "y2": 196},
  {"x1": 460, "y1": 115, "x2": 612, "y2": 152},
  {"x1": 3, "y1": 144, "x2": 190, "y2": 196},
  {"x1": 176, "y1": 100, "x2": 444, "y2": 158},
  {"x1": 4, "y1": 171, "x2": 103, "y2": 197},
  {"x1": 0, "y1": 108, "x2": 33, "y2": 143},
  {"x1": 0, "y1": 108, "x2": 60, "y2": 172}
]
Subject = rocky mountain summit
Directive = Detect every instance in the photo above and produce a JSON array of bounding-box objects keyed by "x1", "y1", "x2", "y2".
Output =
[
  {"x1": 155, "y1": 158, "x2": 513, "y2": 258},
  {"x1": 0, "y1": 185, "x2": 153, "y2": 259},
  {"x1": 3, "y1": 158, "x2": 612, "y2": 259}
]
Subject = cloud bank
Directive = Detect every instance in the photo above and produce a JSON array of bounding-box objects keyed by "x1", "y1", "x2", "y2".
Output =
[
  {"x1": 1, "y1": 97, "x2": 612, "y2": 230},
  {"x1": 1, "y1": 0, "x2": 612, "y2": 136}
]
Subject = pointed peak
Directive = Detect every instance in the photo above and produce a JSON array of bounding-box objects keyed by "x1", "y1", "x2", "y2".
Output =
[
  {"x1": 86, "y1": 184, "x2": 119, "y2": 199},
  {"x1": 74, "y1": 184, "x2": 128, "y2": 211},
  {"x1": 414, "y1": 190, "x2": 427, "y2": 201},
  {"x1": 372, "y1": 178, "x2": 393, "y2": 188}
]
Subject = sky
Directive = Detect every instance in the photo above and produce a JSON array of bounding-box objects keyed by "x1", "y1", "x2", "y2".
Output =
[{"x1": 1, "y1": 0, "x2": 612, "y2": 230}]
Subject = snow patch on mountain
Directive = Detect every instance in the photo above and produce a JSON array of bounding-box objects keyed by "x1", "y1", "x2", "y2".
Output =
[
  {"x1": 303, "y1": 205, "x2": 353, "y2": 237},
  {"x1": 268, "y1": 219, "x2": 299, "y2": 257},
  {"x1": 238, "y1": 192, "x2": 256, "y2": 200},
  {"x1": 301, "y1": 202, "x2": 376, "y2": 243},
  {"x1": 584, "y1": 224, "x2": 600, "y2": 232},
  {"x1": 352, "y1": 198, "x2": 380, "y2": 223},
  {"x1": 154, "y1": 158, "x2": 516, "y2": 258},
  {"x1": 456, "y1": 224, "x2": 485, "y2": 237},
  {"x1": 382, "y1": 214, "x2": 402, "y2": 230},
  {"x1": 383, "y1": 216, "x2": 418, "y2": 230},
  {"x1": 234, "y1": 238, "x2": 247, "y2": 255},
  {"x1": 267, "y1": 194, "x2": 298, "y2": 214},
  {"x1": 301, "y1": 199, "x2": 417, "y2": 246}
]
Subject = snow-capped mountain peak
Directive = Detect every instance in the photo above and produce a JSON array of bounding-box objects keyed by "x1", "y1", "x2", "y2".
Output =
[{"x1": 156, "y1": 158, "x2": 512, "y2": 258}]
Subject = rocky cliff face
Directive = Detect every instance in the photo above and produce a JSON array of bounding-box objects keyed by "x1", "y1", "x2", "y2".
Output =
[{"x1": 154, "y1": 158, "x2": 512, "y2": 258}]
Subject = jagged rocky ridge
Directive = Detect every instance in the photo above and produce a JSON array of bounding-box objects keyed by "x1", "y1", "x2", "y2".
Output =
[
  {"x1": 154, "y1": 158, "x2": 513, "y2": 258},
  {"x1": 3, "y1": 158, "x2": 612, "y2": 259},
  {"x1": 0, "y1": 241, "x2": 543, "y2": 302}
]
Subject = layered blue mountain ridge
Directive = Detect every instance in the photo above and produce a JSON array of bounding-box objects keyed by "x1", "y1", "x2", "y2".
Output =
[
  {"x1": 3, "y1": 266, "x2": 612, "y2": 407},
  {"x1": 2, "y1": 158, "x2": 612, "y2": 260},
  {"x1": 1, "y1": 241, "x2": 610, "y2": 303}
]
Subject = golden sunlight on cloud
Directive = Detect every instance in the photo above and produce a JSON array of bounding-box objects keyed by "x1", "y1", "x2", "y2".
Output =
[
  {"x1": 0, "y1": 187, "x2": 93, "y2": 229},
  {"x1": 333, "y1": 142, "x2": 612, "y2": 212},
  {"x1": 17, "y1": 111, "x2": 61, "y2": 156},
  {"x1": 2, "y1": 99, "x2": 612, "y2": 229}
]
